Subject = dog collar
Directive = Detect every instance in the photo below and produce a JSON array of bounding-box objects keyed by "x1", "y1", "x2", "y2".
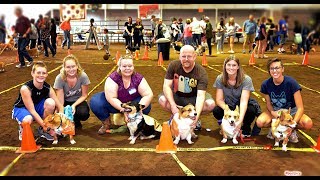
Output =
[{"x1": 128, "y1": 112, "x2": 143, "y2": 122}]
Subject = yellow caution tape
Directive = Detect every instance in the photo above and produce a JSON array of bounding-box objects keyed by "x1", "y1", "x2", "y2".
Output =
[
  {"x1": 207, "y1": 65, "x2": 221, "y2": 73},
  {"x1": 292, "y1": 62, "x2": 320, "y2": 71},
  {"x1": 0, "y1": 153, "x2": 24, "y2": 176},
  {"x1": 161, "y1": 66, "x2": 167, "y2": 71},
  {"x1": 252, "y1": 65, "x2": 269, "y2": 73},
  {"x1": 0, "y1": 65, "x2": 61, "y2": 95},
  {"x1": 87, "y1": 65, "x2": 117, "y2": 96},
  {"x1": 298, "y1": 129, "x2": 317, "y2": 146},
  {"x1": 41, "y1": 147, "x2": 156, "y2": 152},
  {"x1": 171, "y1": 153, "x2": 195, "y2": 176}
]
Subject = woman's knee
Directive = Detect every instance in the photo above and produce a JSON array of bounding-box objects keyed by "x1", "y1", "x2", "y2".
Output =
[{"x1": 89, "y1": 92, "x2": 104, "y2": 113}]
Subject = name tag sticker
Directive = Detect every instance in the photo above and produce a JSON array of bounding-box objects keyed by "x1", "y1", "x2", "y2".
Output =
[{"x1": 128, "y1": 88, "x2": 137, "y2": 95}]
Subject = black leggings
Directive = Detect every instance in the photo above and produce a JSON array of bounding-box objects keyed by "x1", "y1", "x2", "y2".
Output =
[
  {"x1": 64, "y1": 101, "x2": 90, "y2": 124},
  {"x1": 212, "y1": 104, "x2": 256, "y2": 134}
]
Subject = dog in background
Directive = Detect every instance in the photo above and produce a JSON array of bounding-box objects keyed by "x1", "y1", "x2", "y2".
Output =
[
  {"x1": 43, "y1": 113, "x2": 76, "y2": 145},
  {"x1": 195, "y1": 45, "x2": 206, "y2": 56},
  {"x1": 145, "y1": 41, "x2": 152, "y2": 51},
  {"x1": 126, "y1": 45, "x2": 140, "y2": 55},
  {"x1": 220, "y1": 105, "x2": 241, "y2": 144},
  {"x1": 172, "y1": 41, "x2": 183, "y2": 53},
  {"x1": 270, "y1": 108, "x2": 296, "y2": 151},
  {"x1": 121, "y1": 101, "x2": 161, "y2": 144},
  {"x1": 27, "y1": 48, "x2": 39, "y2": 57},
  {"x1": 170, "y1": 103, "x2": 197, "y2": 145}
]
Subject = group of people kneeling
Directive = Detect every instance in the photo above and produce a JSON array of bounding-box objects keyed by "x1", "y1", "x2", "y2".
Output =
[{"x1": 12, "y1": 45, "x2": 313, "y2": 144}]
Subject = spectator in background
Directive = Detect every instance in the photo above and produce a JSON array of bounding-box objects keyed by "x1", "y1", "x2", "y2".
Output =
[
  {"x1": 29, "y1": 18, "x2": 38, "y2": 49},
  {"x1": 216, "y1": 17, "x2": 227, "y2": 54},
  {"x1": 177, "y1": 18, "x2": 184, "y2": 41},
  {"x1": 133, "y1": 18, "x2": 144, "y2": 48},
  {"x1": 150, "y1": 15, "x2": 157, "y2": 39},
  {"x1": 257, "y1": 16, "x2": 268, "y2": 59},
  {"x1": 40, "y1": 16, "x2": 56, "y2": 57},
  {"x1": 103, "y1": 28, "x2": 110, "y2": 54},
  {"x1": 35, "y1": 14, "x2": 44, "y2": 46},
  {"x1": 277, "y1": 15, "x2": 289, "y2": 54},
  {"x1": 0, "y1": 15, "x2": 6, "y2": 43},
  {"x1": 12, "y1": 7, "x2": 34, "y2": 68},
  {"x1": 266, "y1": 18, "x2": 276, "y2": 52},
  {"x1": 50, "y1": 18, "x2": 57, "y2": 53},
  {"x1": 60, "y1": 17, "x2": 71, "y2": 50},
  {"x1": 153, "y1": 18, "x2": 168, "y2": 41},
  {"x1": 124, "y1": 16, "x2": 133, "y2": 53},
  {"x1": 242, "y1": 14, "x2": 257, "y2": 54},
  {"x1": 293, "y1": 20, "x2": 303, "y2": 55},
  {"x1": 204, "y1": 16, "x2": 213, "y2": 56},
  {"x1": 181, "y1": 18, "x2": 193, "y2": 45},
  {"x1": 225, "y1": 17, "x2": 241, "y2": 54},
  {"x1": 190, "y1": 17, "x2": 203, "y2": 48}
]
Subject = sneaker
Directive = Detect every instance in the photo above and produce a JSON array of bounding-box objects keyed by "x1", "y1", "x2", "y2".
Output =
[
  {"x1": 98, "y1": 121, "x2": 109, "y2": 135},
  {"x1": 126, "y1": 49, "x2": 130, "y2": 54},
  {"x1": 266, "y1": 128, "x2": 274, "y2": 139},
  {"x1": 15, "y1": 64, "x2": 26, "y2": 68},
  {"x1": 289, "y1": 130, "x2": 299, "y2": 143},
  {"x1": 37, "y1": 126, "x2": 54, "y2": 141},
  {"x1": 26, "y1": 61, "x2": 33, "y2": 67},
  {"x1": 263, "y1": 55, "x2": 269, "y2": 58},
  {"x1": 220, "y1": 51, "x2": 224, "y2": 54},
  {"x1": 254, "y1": 54, "x2": 259, "y2": 58},
  {"x1": 242, "y1": 50, "x2": 246, "y2": 54},
  {"x1": 228, "y1": 50, "x2": 235, "y2": 54},
  {"x1": 242, "y1": 130, "x2": 251, "y2": 137},
  {"x1": 217, "y1": 52, "x2": 221, "y2": 54},
  {"x1": 52, "y1": 52, "x2": 56, "y2": 57},
  {"x1": 18, "y1": 125, "x2": 23, "y2": 141},
  {"x1": 194, "y1": 120, "x2": 201, "y2": 131}
]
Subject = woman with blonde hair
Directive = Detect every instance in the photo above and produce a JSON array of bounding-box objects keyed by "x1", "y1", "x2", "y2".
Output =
[
  {"x1": 257, "y1": 16, "x2": 268, "y2": 58},
  {"x1": 90, "y1": 55, "x2": 153, "y2": 135},
  {"x1": 225, "y1": 17, "x2": 241, "y2": 53},
  {"x1": 53, "y1": 54, "x2": 91, "y2": 128}
]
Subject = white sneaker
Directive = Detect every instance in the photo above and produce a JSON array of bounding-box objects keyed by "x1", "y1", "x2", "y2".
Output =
[
  {"x1": 126, "y1": 49, "x2": 129, "y2": 54},
  {"x1": 26, "y1": 61, "x2": 34, "y2": 67},
  {"x1": 289, "y1": 130, "x2": 299, "y2": 143},
  {"x1": 15, "y1": 64, "x2": 26, "y2": 68},
  {"x1": 18, "y1": 125, "x2": 23, "y2": 141},
  {"x1": 228, "y1": 50, "x2": 235, "y2": 54},
  {"x1": 217, "y1": 52, "x2": 221, "y2": 54},
  {"x1": 266, "y1": 128, "x2": 274, "y2": 139}
]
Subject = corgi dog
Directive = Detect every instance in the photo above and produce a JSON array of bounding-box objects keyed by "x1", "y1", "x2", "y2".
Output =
[
  {"x1": 170, "y1": 103, "x2": 197, "y2": 145},
  {"x1": 220, "y1": 105, "x2": 241, "y2": 144},
  {"x1": 271, "y1": 108, "x2": 296, "y2": 151},
  {"x1": 43, "y1": 113, "x2": 76, "y2": 145},
  {"x1": 121, "y1": 101, "x2": 160, "y2": 144}
]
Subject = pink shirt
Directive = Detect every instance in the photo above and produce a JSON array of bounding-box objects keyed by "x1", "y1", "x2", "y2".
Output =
[{"x1": 184, "y1": 24, "x2": 192, "y2": 37}]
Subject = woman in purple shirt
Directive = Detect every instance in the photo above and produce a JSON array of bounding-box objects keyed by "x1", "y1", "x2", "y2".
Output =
[{"x1": 90, "y1": 55, "x2": 154, "y2": 135}]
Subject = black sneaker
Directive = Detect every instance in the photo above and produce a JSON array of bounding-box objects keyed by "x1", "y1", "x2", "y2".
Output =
[
  {"x1": 37, "y1": 126, "x2": 54, "y2": 141},
  {"x1": 194, "y1": 120, "x2": 202, "y2": 131}
]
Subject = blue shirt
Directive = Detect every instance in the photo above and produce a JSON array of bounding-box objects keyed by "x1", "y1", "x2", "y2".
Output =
[
  {"x1": 260, "y1": 76, "x2": 301, "y2": 111},
  {"x1": 278, "y1": 19, "x2": 287, "y2": 34},
  {"x1": 243, "y1": 20, "x2": 257, "y2": 35}
]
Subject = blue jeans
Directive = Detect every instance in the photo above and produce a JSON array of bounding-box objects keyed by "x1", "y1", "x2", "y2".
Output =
[
  {"x1": 62, "y1": 30, "x2": 71, "y2": 49},
  {"x1": 18, "y1": 37, "x2": 33, "y2": 65},
  {"x1": 42, "y1": 38, "x2": 55, "y2": 56},
  {"x1": 184, "y1": 37, "x2": 193, "y2": 45},
  {"x1": 192, "y1": 34, "x2": 201, "y2": 46},
  {"x1": 89, "y1": 92, "x2": 151, "y2": 122},
  {"x1": 217, "y1": 34, "x2": 225, "y2": 52},
  {"x1": 0, "y1": 31, "x2": 5, "y2": 43}
]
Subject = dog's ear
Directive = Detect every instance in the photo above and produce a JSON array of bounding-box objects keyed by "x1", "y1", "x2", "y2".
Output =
[
  {"x1": 139, "y1": 104, "x2": 145, "y2": 111},
  {"x1": 224, "y1": 104, "x2": 230, "y2": 112},
  {"x1": 176, "y1": 105, "x2": 183, "y2": 111},
  {"x1": 235, "y1": 105, "x2": 239, "y2": 113}
]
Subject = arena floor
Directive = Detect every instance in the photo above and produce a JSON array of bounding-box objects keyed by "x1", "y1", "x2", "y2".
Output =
[{"x1": 0, "y1": 42, "x2": 320, "y2": 176}]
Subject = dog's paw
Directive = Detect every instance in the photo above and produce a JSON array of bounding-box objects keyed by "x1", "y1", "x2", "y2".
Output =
[
  {"x1": 221, "y1": 138, "x2": 227, "y2": 143},
  {"x1": 282, "y1": 146, "x2": 287, "y2": 152},
  {"x1": 232, "y1": 139, "x2": 239, "y2": 144},
  {"x1": 187, "y1": 140, "x2": 194, "y2": 145},
  {"x1": 173, "y1": 139, "x2": 180, "y2": 145},
  {"x1": 274, "y1": 142, "x2": 280, "y2": 147},
  {"x1": 52, "y1": 140, "x2": 58, "y2": 145},
  {"x1": 70, "y1": 139, "x2": 76, "y2": 144},
  {"x1": 129, "y1": 139, "x2": 136, "y2": 144},
  {"x1": 128, "y1": 136, "x2": 133, "y2": 140}
]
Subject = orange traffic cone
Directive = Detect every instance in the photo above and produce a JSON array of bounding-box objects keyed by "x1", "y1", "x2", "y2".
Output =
[
  {"x1": 67, "y1": 49, "x2": 71, "y2": 55},
  {"x1": 134, "y1": 50, "x2": 139, "y2": 60},
  {"x1": 141, "y1": 46, "x2": 150, "y2": 60},
  {"x1": 302, "y1": 51, "x2": 309, "y2": 65},
  {"x1": 115, "y1": 51, "x2": 120, "y2": 64},
  {"x1": 157, "y1": 52, "x2": 164, "y2": 66},
  {"x1": 201, "y1": 52, "x2": 208, "y2": 66},
  {"x1": 16, "y1": 122, "x2": 41, "y2": 153},
  {"x1": 155, "y1": 122, "x2": 177, "y2": 153},
  {"x1": 15, "y1": 52, "x2": 19, "y2": 63},
  {"x1": 249, "y1": 51, "x2": 255, "y2": 65},
  {"x1": 312, "y1": 135, "x2": 320, "y2": 153}
]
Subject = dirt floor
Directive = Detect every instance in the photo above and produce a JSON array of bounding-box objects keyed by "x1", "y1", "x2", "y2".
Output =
[{"x1": 0, "y1": 41, "x2": 320, "y2": 176}]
